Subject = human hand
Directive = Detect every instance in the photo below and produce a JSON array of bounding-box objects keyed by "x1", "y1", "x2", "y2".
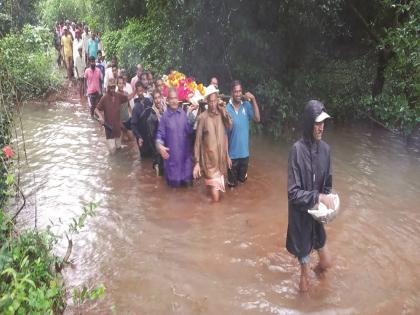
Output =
[
  {"x1": 193, "y1": 163, "x2": 201, "y2": 179},
  {"x1": 319, "y1": 194, "x2": 335, "y2": 210},
  {"x1": 218, "y1": 100, "x2": 226, "y2": 111},
  {"x1": 159, "y1": 145, "x2": 170, "y2": 160},
  {"x1": 244, "y1": 92, "x2": 255, "y2": 102},
  {"x1": 227, "y1": 156, "x2": 232, "y2": 169}
]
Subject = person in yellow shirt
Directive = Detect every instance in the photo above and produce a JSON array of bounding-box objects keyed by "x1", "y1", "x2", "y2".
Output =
[{"x1": 61, "y1": 27, "x2": 73, "y2": 78}]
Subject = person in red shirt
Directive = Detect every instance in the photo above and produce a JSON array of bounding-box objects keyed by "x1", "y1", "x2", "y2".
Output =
[
  {"x1": 84, "y1": 56, "x2": 102, "y2": 118},
  {"x1": 95, "y1": 78, "x2": 136, "y2": 154}
]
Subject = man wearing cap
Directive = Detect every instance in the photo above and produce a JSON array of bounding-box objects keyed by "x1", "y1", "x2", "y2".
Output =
[
  {"x1": 193, "y1": 85, "x2": 232, "y2": 202},
  {"x1": 61, "y1": 26, "x2": 73, "y2": 79},
  {"x1": 286, "y1": 100, "x2": 335, "y2": 292},
  {"x1": 94, "y1": 78, "x2": 130, "y2": 154}
]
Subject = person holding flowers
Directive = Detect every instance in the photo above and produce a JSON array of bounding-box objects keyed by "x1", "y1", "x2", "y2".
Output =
[
  {"x1": 156, "y1": 88, "x2": 195, "y2": 187},
  {"x1": 193, "y1": 85, "x2": 232, "y2": 202}
]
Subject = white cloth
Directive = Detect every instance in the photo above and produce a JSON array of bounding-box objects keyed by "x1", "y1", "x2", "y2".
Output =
[
  {"x1": 308, "y1": 194, "x2": 340, "y2": 224},
  {"x1": 82, "y1": 32, "x2": 90, "y2": 56},
  {"x1": 124, "y1": 83, "x2": 134, "y2": 109},
  {"x1": 104, "y1": 67, "x2": 115, "y2": 89},
  {"x1": 74, "y1": 54, "x2": 86, "y2": 79},
  {"x1": 73, "y1": 38, "x2": 83, "y2": 60}
]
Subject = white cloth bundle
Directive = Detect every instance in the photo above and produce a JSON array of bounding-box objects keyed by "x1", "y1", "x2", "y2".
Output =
[{"x1": 308, "y1": 193, "x2": 340, "y2": 224}]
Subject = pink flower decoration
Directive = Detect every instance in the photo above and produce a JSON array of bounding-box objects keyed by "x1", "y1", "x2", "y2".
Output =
[
  {"x1": 2, "y1": 146, "x2": 13, "y2": 159},
  {"x1": 186, "y1": 77, "x2": 193, "y2": 85}
]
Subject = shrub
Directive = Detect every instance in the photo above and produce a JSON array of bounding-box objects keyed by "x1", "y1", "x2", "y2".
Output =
[{"x1": 0, "y1": 25, "x2": 61, "y2": 100}]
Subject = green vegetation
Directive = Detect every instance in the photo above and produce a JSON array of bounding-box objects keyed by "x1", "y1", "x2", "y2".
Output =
[
  {"x1": 0, "y1": 5, "x2": 104, "y2": 313},
  {"x1": 31, "y1": 0, "x2": 418, "y2": 135},
  {"x1": 0, "y1": 0, "x2": 418, "y2": 310}
]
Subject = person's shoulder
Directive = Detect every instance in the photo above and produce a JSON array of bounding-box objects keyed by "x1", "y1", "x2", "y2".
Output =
[
  {"x1": 144, "y1": 98, "x2": 153, "y2": 107},
  {"x1": 118, "y1": 92, "x2": 129, "y2": 101},
  {"x1": 226, "y1": 102, "x2": 234, "y2": 112},
  {"x1": 198, "y1": 111, "x2": 208, "y2": 122},
  {"x1": 243, "y1": 100, "x2": 252, "y2": 107},
  {"x1": 319, "y1": 140, "x2": 331, "y2": 153},
  {"x1": 290, "y1": 138, "x2": 306, "y2": 153}
]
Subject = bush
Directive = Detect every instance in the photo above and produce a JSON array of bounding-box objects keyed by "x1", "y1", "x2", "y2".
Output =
[
  {"x1": 361, "y1": 93, "x2": 419, "y2": 135},
  {"x1": 0, "y1": 217, "x2": 66, "y2": 314},
  {"x1": 255, "y1": 80, "x2": 298, "y2": 138},
  {"x1": 0, "y1": 25, "x2": 61, "y2": 100},
  {"x1": 103, "y1": 17, "x2": 183, "y2": 77}
]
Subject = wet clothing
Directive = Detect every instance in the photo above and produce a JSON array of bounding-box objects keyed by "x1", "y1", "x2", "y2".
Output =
[
  {"x1": 286, "y1": 100, "x2": 332, "y2": 260},
  {"x1": 194, "y1": 109, "x2": 232, "y2": 181},
  {"x1": 227, "y1": 157, "x2": 249, "y2": 186},
  {"x1": 147, "y1": 107, "x2": 164, "y2": 172},
  {"x1": 226, "y1": 100, "x2": 254, "y2": 159},
  {"x1": 156, "y1": 108, "x2": 194, "y2": 187},
  {"x1": 96, "y1": 93, "x2": 129, "y2": 139},
  {"x1": 131, "y1": 97, "x2": 154, "y2": 157},
  {"x1": 87, "y1": 92, "x2": 100, "y2": 117}
]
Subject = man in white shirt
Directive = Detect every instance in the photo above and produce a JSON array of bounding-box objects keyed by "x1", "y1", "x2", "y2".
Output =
[
  {"x1": 120, "y1": 70, "x2": 135, "y2": 109},
  {"x1": 130, "y1": 64, "x2": 143, "y2": 90},
  {"x1": 74, "y1": 47, "x2": 86, "y2": 98},
  {"x1": 73, "y1": 31, "x2": 83, "y2": 67},
  {"x1": 103, "y1": 56, "x2": 119, "y2": 90},
  {"x1": 81, "y1": 26, "x2": 90, "y2": 63}
]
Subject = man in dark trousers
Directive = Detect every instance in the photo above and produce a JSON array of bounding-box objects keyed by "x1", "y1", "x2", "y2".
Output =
[
  {"x1": 131, "y1": 81, "x2": 153, "y2": 159},
  {"x1": 286, "y1": 100, "x2": 336, "y2": 292}
]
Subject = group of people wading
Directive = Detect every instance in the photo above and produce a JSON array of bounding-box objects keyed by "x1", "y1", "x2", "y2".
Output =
[{"x1": 55, "y1": 20, "x2": 337, "y2": 292}]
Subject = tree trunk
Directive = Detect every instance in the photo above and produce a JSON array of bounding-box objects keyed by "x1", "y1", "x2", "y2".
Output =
[{"x1": 372, "y1": 47, "x2": 392, "y2": 97}]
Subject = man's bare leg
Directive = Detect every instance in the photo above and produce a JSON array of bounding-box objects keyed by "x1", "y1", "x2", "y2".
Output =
[
  {"x1": 313, "y1": 245, "x2": 332, "y2": 276},
  {"x1": 300, "y1": 263, "x2": 310, "y2": 292},
  {"x1": 210, "y1": 187, "x2": 220, "y2": 202}
]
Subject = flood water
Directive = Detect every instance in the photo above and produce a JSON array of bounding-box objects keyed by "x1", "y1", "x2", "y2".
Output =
[{"x1": 15, "y1": 99, "x2": 420, "y2": 314}]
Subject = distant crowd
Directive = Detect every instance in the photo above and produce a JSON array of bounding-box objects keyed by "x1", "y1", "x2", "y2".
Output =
[
  {"x1": 53, "y1": 20, "x2": 261, "y2": 203},
  {"x1": 54, "y1": 20, "x2": 336, "y2": 292}
]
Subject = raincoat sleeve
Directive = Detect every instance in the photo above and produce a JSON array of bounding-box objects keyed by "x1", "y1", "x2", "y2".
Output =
[
  {"x1": 323, "y1": 154, "x2": 332, "y2": 194},
  {"x1": 156, "y1": 115, "x2": 166, "y2": 147},
  {"x1": 130, "y1": 104, "x2": 142, "y2": 140},
  {"x1": 288, "y1": 144, "x2": 319, "y2": 211},
  {"x1": 147, "y1": 113, "x2": 157, "y2": 142}
]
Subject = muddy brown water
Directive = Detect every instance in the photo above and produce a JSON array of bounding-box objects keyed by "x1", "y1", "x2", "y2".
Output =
[{"x1": 14, "y1": 100, "x2": 420, "y2": 314}]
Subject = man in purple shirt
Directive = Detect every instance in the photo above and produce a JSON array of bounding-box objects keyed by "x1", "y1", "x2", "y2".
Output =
[{"x1": 156, "y1": 88, "x2": 194, "y2": 187}]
